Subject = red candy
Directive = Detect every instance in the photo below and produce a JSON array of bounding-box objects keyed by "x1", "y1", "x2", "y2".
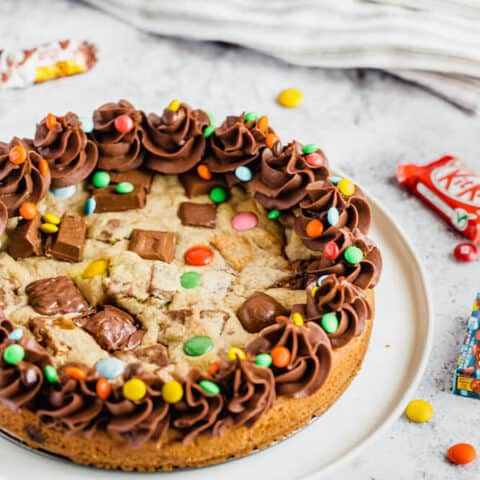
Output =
[
  {"x1": 323, "y1": 241, "x2": 339, "y2": 260},
  {"x1": 305, "y1": 153, "x2": 325, "y2": 167},
  {"x1": 184, "y1": 246, "x2": 214, "y2": 266},
  {"x1": 114, "y1": 114, "x2": 134, "y2": 134},
  {"x1": 397, "y1": 156, "x2": 480, "y2": 243},
  {"x1": 454, "y1": 242, "x2": 479, "y2": 262}
]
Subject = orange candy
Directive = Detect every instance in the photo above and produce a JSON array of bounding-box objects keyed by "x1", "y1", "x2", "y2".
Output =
[
  {"x1": 38, "y1": 158, "x2": 49, "y2": 177},
  {"x1": 305, "y1": 219, "x2": 324, "y2": 238},
  {"x1": 271, "y1": 346, "x2": 291, "y2": 368},
  {"x1": 207, "y1": 360, "x2": 220, "y2": 376},
  {"x1": 265, "y1": 133, "x2": 279, "y2": 150},
  {"x1": 96, "y1": 377, "x2": 112, "y2": 400},
  {"x1": 8, "y1": 145, "x2": 27, "y2": 165},
  {"x1": 275, "y1": 315, "x2": 290, "y2": 323},
  {"x1": 19, "y1": 202, "x2": 38, "y2": 220},
  {"x1": 197, "y1": 164, "x2": 212, "y2": 181},
  {"x1": 46, "y1": 113, "x2": 58, "y2": 130},
  {"x1": 257, "y1": 115, "x2": 269, "y2": 133},
  {"x1": 65, "y1": 366, "x2": 87, "y2": 381},
  {"x1": 447, "y1": 443, "x2": 477, "y2": 465}
]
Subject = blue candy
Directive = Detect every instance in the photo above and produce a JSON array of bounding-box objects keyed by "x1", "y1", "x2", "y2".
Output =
[
  {"x1": 84, "y1": 197, "x2": 96, "y2": 215},
  {"x1": 78, "y1": 116, "x2": 94, "y2": 133},
  {"x1": 317, "y1": 275, "x2": 328, "y2": 286},
  {"x1": 96, "y1": 358, "x2": 125, "y2": 380},
  {"x1": 8, "y1": 328, "x2": 23, "y2": 342},
  {"x1": 50, "y1": 185, "x2": 76, "y2": 200},
  {"x1": 329, "y1": 176, "x2": 341, "y2": 185},
  {"x1": 327, "y1": 207, "x2": 340, "y2": 226},
  {"x1": 234, "y1": 166, "x2": 253, "y2": 182}
]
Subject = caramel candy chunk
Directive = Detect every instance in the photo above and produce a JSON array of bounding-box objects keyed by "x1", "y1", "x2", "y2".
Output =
[
  {"x1": 237, "y1": 292, "x2": 287, "y2": 333},
  {"x1": 8, "y1": 216, "x2": 42, "y2": 259},
  {"x1": 178, "y1": 202, "x2": 216, "y2": 229},
  {"x1": 129, "y1": 229, "x2": 176, "y2": 263},
  {"x1": 179, "y1": 171, "x2": 225, "y2": 197},
  {"x1": 75, "y1": 305, "x2": 144, "y2": 352},
  {"x1": 92, "y1": 185, "x2": 146, "y2": 213},
  {"x1": 109, "y1": 169, "x2": 154, "y2": 193},
  {"x1": 134, "y1": 344, "x2": 169, "y2": 367},
  {"x1": 26, "y1": 276, "x2": 89, "y2": 315},
  {"x1": 47, "y1": 214, "x2": 86, "y2": 262}
]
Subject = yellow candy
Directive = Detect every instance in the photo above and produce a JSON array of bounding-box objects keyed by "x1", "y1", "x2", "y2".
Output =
[
  {"x1": 277, "y1": 88, "x2": 304, "y2": 108},
  {"x1": 338, "y1": 178, "x2": 355, "y2": 196},
  {"x1": 42, "y1": 213, "x2": 61, "y2": 225},
  {"x1": 162, "y1": 380, "x2": 184, "y2": 403},
  {"x1": 123, "y1": 378, "x2": 147, "y2": 401},
  {"x1": 228, "y1": 347, "x2": 246, "y2": 361},
  {"x1": 405, "y1": 399, "x2": 434, "y2": 423},
  {"x1": 40, "y1": 223, "x2": 59, "y2": 234},
  {"x1": 167, "y1": 99, "x2": 180, "y2": 112},
  {"x1": 292, "y1": 312, "x2": 304, "y2": 326},
  {"x1": 82, "y1": 259, "x2": 108, "y2": 279},
  {"x1": 310, "y1": 286, "x2": 319, "y2": 298}
]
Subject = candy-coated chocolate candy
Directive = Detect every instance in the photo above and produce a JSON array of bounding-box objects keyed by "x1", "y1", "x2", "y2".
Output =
[
  {"x1": 305, "y1": 219, "x2": 323, "y2": 238},
  {"x1": 405, "y1": 399, "x2": 434, "y2": 423},
  {"x1": 19, "y1": 202, "x2": 37, "y2": 220},
  {"x1": 323, "y1": 241, "x2": 339, "y2": 260},
  {"x1": 8, "y1": 328, "x2": 23, "y2": 341},
  {"x1": 114, "y1": 114, "x2": 134, "y2": 134},
  {"x1": 3, "y1": 344, "x2": 25, "y2": 365},
  {"x1": 257, "y1": 115, "x2": 268, "y2": 132},
  {"x1": 9, "y1": 145, "x2": 27, "y2": 165},
  {"x1": 92, "y1": 171, "x2": 111, "y2": 188},
  {"x1": 40, "y1": 223, "x2": 59, "y2": 234},
  {"x1": 123, "y1": 378, "x2": 147, "y2": 401},
  {"x1": 209, "y1": 186, "x2": 228, "y2": 204},
  {"x1": 244, "y1": 112, "x2": 258, "y2": 122},
  {"x1": 115, "y1": 182, "x2": 134, "y2": 194},
  {"x1": 329, "y1": 176, "x2": 341, "y2": 185},
  {"x1": 327, "y1": 207, "x2": 340, "y2": 226},
  {"x1": 162, "y1": 380, "x2": 184, "y2": 403},
  {"x1": 39, "y1": 158, "x2": 49, "y2": 177},
  {"x1": 207, "y1": 360, "x2": 220, "y2": 376},
  {"x1": 43, "y1": 213, "x2": 60, "y2": 225},
  {"x1": 310, "y1": 286, "x2": 319, "y2": 298},
  {"x1": 255, "y1": 353, "x2": 272, "y2": 368},
  {"x1": 234, "y1": 166, "x2": 253, "y2": 182},
  {"x1": 291, "y1": 312, "x2": 304, "y2": 326},
  {"x1": 447, "y1": 443, "x2": 477, "y2": 465},
  {"x1": 167, "y1": 99, "x2": 180, "y2": 112},
  {"x1": 277, "y1": 88, "x2": 303, "y2": 108},
  {"x1": 95, "y1": 357, "x2": 124, "y2": 380},
  {"x1": 305, "y1": 153, "x2": 324, "y2": 167},
  {"x1": 184, "y1": 246, "x2": 214, "y2": 266},
  {"x1": 46, "y1": 113, "x2": 57, "y2": 130},
  {"x1": 275, "y1": 315, "x2": 290, "y2": 323},
  {"x1": 265, "y1": 133, "x2": 279, "y2": 150},
  {"x1": 44, "y1": 365, "x2": 59, "y2": 383},
  {"x1": 227, "y1": 347, "x2": 246, "y2": 361},
  {"x1": 231, "y1": 212, "x2": 258, "y2": 232},
  {"x1": 203, "y1": 125, "x2": 215, "y2": 138},
  {"x1": 271, "y1": 346, "x2": 291, "y2": 368},
  {"x1": 197, "y1": 164, "x2": 212, "y2": 180},
  {"x1": 78, "y1": 116, "x2": 94, "y2": 133},
  {"x1": 65, "y1": 366, "x2": 87, "y2": 381},
  {"x1": 199, "y1": 379, "x2": 220, "y2": 395},
  {"x1": 83, "y1": 259, "x2": 108, "y2": 278},
  {"x1": 317, "y1": 275, "x2": 328, "y2": 286},
  {"x1": 338, "y1": 178, "x2": 355, "y2": 196},
  {"x1": 50, "y1": 185, "x2": 76, "y2": 199},
  {"x1": 183, "y1": 336, "x2": 213, "y2": 356},
  {"x1": 84, "y1": 197, "x2": 96, "y2": 215},
  {"x1": 268, "y1": 209, "x2": 280, "y2": 220},
  {"x1": 302, "y1": 144, "x2": 318, "y2": 155},
  {"x1": 321, "y1": 312, "x2": 339, "y2": 333},
  {"x1": 454, "y1": 242, "x2": 479, "y2": 262},
  {"x1": 344, "y1": 246, "x2": 364, "y2": 264},
  {"x1": 180, "y1": 271, "x2": 202, "y2": 289},
  {"x1": 96, "y1": 378, "x2": 112, "y2": 400}
]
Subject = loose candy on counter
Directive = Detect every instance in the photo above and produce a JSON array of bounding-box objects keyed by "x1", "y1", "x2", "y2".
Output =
[
  {"x1": 447, "y1": 443, "x2": 477, "y2": 465},
  {"x1": 453, "y1": 242, "x2": 479, "y2": 263},
  {"x1": 50, "y1": 185, "x2": 76, "y2": 199},
  {"x1": 405, "y1": 399, "x2": 434, "y2": 423},
  {"x1": 397, "y1": 156, "x2": 480, "y2": 244},
  {"x1": 277, "y1": 88, "x2": 304, "y2": 108},
  {"x1": 183, "y1": 336, "x2": 213, "y2": 357},
  {"x1": 184, "y1": 246, "x2": 214, "y2": 266},
  {"x1": 231, "y1": 212, "x2": 258, "y2": 232}
]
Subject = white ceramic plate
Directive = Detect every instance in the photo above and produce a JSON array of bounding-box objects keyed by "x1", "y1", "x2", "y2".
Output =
[{"x1": 0, "y1": 188, "x2": 434, "y2": 480}]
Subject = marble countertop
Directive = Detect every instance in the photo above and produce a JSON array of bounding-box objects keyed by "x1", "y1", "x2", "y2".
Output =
[{"x1": 1, "y1": 1, "x2": 479, "y2": 479}]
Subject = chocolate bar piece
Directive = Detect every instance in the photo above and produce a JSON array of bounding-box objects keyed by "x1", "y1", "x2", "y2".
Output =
[
  {"x1": 92, "y1": 185, "x2": 146, "y2": 213},
  {"x1": 178, "y1": 202, "x2": 216, "y2": 228},
  {"x1": 47, "y1": 214, "x2": 87, "y2": 262},
  {"x1": 8, "y1": 216, "x2": 42, "y2": 259},
  {"x1": 129, "y1": 229, "x2": 176, "y2": 263},
  {"x1": 109, "y1": 169, "x2": 154, "y2": 193},
  {"x1": 179, "y1": 171, "x2": 225, "y2": 198}
]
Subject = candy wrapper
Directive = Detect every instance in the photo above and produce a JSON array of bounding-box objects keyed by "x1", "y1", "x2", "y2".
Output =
[
  {"x1": 0, "y1": 40, "x2": 96, "y2": 88},
  {"x1": 452, "y1": 293, "x2": 480, "y2": 399},
  {"x1": 397, "y1": 156, "x2": 480, "y2": 244}
]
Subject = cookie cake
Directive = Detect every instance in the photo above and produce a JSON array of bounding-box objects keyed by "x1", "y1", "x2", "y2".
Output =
[{"x1": 0, "y1": 99, "x2": 382, "y2": 471}]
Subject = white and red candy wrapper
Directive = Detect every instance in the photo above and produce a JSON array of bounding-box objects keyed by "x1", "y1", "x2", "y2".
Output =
[
  {"x1": 397, "y1": 156, "x2": 480, "y2": 244},
  {"x1": 0, "y1": 40, "x2": 96, "y2": 88}
]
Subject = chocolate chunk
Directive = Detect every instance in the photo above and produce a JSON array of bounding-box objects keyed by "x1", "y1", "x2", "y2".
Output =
[
  {"x1": 109, "y1": 169, "x2": 154, "y2": 193},
  {"x1": 8, "y1": 216, "x2": 42, "y2": 259},
  {"x1": 24, "y1": 425, "x2": 45, "y2": 444},
  {"x1": 46, "y1": 214, "x2": 87, "y2": 262},
  {"x1": 124, "y1": 362, "x2": 143, "y2": 379},
  {"x1": 74, "y1": 305, "x2": 144, "y2": 352},
  {"x1": 26, "y1": 276, "x2": 89, "y2": 315},
  {"x1": 92, "y1": 185, "x2": 146, "y2": 213},
  {"x1": 178, "y1": 202, "x2": 216, "y2": 228},
  {"x1": 179, "y1": 171, "x2": 225, "y2": 197},
  {"x1": 237, "y1": 292, "x2": 287, "y2": 333},
  {"x1": 134, "y1": 344, "x2": 169, "y2": 367},
  {"x1": 129, "y1": 229, "x2": 176, "y2": 263}
]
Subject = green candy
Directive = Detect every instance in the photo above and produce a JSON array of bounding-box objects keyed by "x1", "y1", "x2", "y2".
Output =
[
  {"x1": 268, "y1": 209, "x2": 280, "y2": 220},
  {"x1": 302, "y1": 144, "x2": 318, "y2": 155},
  {"x1": 344, "y1": 246, "x2": 364, "y2": 265},
  {"x1": 321, "y1": 312, "x2": 339, "y2": 334},
  {"x1": 207, "y1": 111, "x2": 215, "y2": 125},
  {"x1": 203, "y1": 125, "x2": 215, "y2": 138},
  {"x1": 3, "y1": 344, "x2": 25, "y2": 365},
  {"x1": 255, "y1": 353, "x2": 272, "y2": 368},
  {"x1": 115, "y1": 182, "x2": 134, "y2": 194},
  {"x1": 244, "y1": 112, "x2": 258, "y2": 122},
  {"x1": 209, "y1": 186, "x2": 228, "y2": 204},
  {"x1": 183, "y1": 336, "x2": 214, "y2": 357},
  {"x1": 180, "y1": 271, "x2": 201, "y2": 289},
  {"x1": 44, "y1": 365, "x2": 59, "y2": 383},
  {"x1": 92, "y1": 171, "x2": 111, "y2": 188},
  {"x1": 199, "y1": 379, "x2": 220, "y2": 395}
]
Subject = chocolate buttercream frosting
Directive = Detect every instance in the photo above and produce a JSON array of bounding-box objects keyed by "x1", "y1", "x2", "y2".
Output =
[
  {"x1": 0, "y1": 200, "x2": 7, "y2": 236},
  {"x1": 142, "y1": 103, "x2": 209, "y2": 174},
  {"x1": 0, "y1": 137, "x2": 51, "y2": 216},
  {"x1": 92, "y1": 99, "x2": 144, "y2": 172},
  {"x1": 33, "y1": 112, "x2": 98, "y2": 187}
]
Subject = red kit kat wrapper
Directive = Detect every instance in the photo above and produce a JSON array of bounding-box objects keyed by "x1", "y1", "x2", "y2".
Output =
[{"x1": 397, "y1": 156, "x2": 480, "y2": 244}]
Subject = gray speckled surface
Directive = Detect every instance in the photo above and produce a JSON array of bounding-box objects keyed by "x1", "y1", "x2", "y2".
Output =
[{"x1": 1, "y1": 1, "x2": 480, "y2": 479}]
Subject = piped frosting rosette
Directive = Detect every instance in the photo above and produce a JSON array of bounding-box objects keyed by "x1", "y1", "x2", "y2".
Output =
[{"x1": 33, "y1": 112, "x2": 98, "y2": 188}]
